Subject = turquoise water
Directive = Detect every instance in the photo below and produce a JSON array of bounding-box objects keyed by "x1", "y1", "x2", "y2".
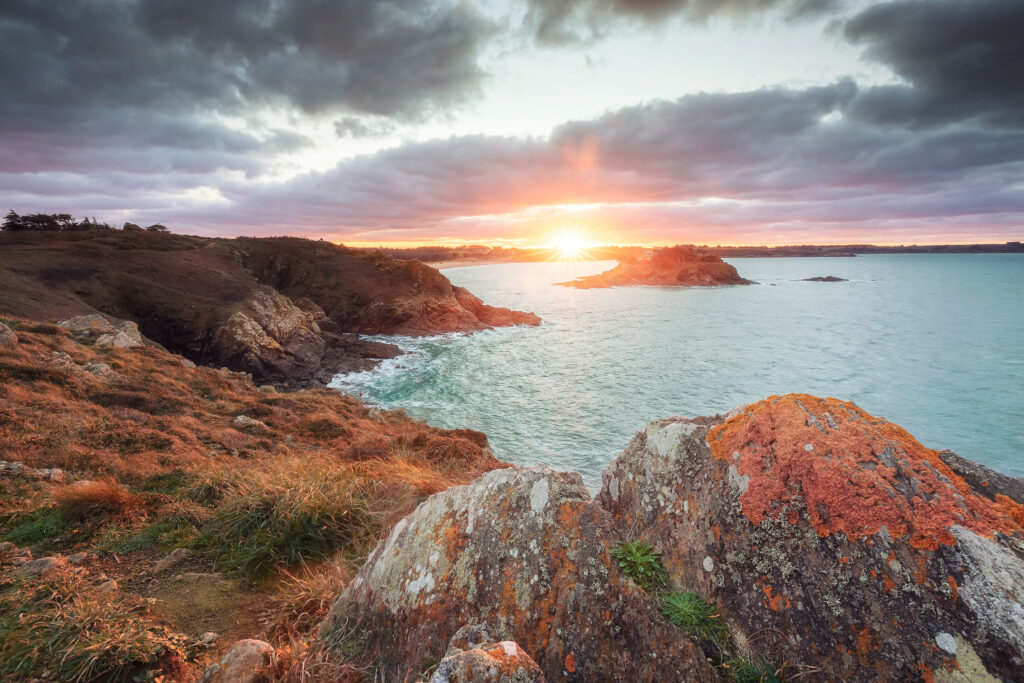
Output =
[{"x1": 332, "y1": 255, "x2": 1024, "y2": 488}]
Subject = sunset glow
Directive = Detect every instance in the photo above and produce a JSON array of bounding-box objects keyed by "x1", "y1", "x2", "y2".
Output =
[{"x1": 550, "y1": 229, "x2": 592, "y2": 261}]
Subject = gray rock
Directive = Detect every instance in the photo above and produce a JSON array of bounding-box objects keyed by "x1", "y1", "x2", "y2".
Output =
[
  {"x1": 430, "y1": 638, "x2": 546, "y2": 683},
  {"x1": 67, "y1": 551, "x2": 92, "y2": 565},
  {"x1": 325, "y1": 466, "x2": 713, "y2": 682},
  {"x1": 15, "y1": 555, "x2": 67, "y2": 577},
  {"x1": 57, "y1": 314, "x2": 111, "y2": 331},
  {"x1": 0, "y1": 322, "x2": 17, "y2": 347},
  {"x1": 96, "y1": 579, "x2": 119, "y2": 593},
  {"x1": 233, "y1": 415, "x2": 268, "y2": 430},
  {"x1": 200, "y1": 631, "x2": 220, "y2": 646},
  {"x1": 596, "y1": 395, "x2": 1024, "y2": 682},
  {"x1": 198, "y1": 639, "x2": 274, "y2": 683},
  {"x1": 151, "y1": 547, "x2": 193, "y2": 575},
  {"x1": 95, "y1": 330, "x2": 142, "y2": 348},
  {"x1": 181, "y1": 358, "x2": 197, "y2": 368}
]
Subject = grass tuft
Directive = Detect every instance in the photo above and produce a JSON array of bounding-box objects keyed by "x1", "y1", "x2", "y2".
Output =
[
  {"x1": 0, "y1": 567, "x2": 196, "y2": 681},
  {"x1": 54, "y1": 478, "x2": 142, "y2": 524},
  {"x1": 662, "y1": 591, "x2": 728, "y2": 644},
  {"x1": 611, "y1": 540, "x2": 667, "y2": 592},
  {"x1": 725, "y1": 656, "x2": 790, "y2": 683},
  {"x1": 195, "y1": 467, "x2": 384, "y2": 580}
]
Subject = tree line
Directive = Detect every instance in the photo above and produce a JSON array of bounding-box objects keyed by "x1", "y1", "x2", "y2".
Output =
[{"x1": 3, "y1": 210, "x2": 167, "y2": 233}]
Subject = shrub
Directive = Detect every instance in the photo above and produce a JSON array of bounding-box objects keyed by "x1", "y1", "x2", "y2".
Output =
[
  {"x1": 0, "y1": 567, "x2": 194, "y2": 681},
  {"x1": 611, "y1": 540, "x2": 667, "y2": 592},
  {"x1": 197, "y1": 470, "x2": 383, "y2": 580},
  {"x1": 53, "y1": 479, "x2": 142, "y2": 524},
  {"x1": 661, "y1": 591, "x2": 728, "y2": 644}
]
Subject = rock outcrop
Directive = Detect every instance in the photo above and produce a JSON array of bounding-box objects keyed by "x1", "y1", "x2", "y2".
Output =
[
  {"x1": 430, "y1": 625, "x2": 547, "y2": 683},
  {"x1": 0, "y1": 230, "x2": 540, "y2": 385},
  {"x1": 557, "y1": 246, "x2": 754, "y2": 289},
  {"x1": 802, "y1": 275, "x2": 848, "y2": 282},
  {"x1": 198, "y1": 639, "x2": 274, "y2": 683},
  {"x1": 596, "y1": 394, "x2": 1024, "y2": 681},
  {"x1": 0, "y1": 322, "x2": 17, "y2": 347},
  {"x1": 325, "y1": 467, "x2": 714, "y2": 682}
]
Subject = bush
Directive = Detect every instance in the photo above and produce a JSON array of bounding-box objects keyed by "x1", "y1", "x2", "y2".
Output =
[
  {"x1": 54, "y1": 479, "x2": 142, "y2": 524},
  {"x1": 2, "y1": 209, "x2": 112, "y2": 232},
  {"x1": 611, "y1": 540, "x2": 667, "y2": 592}
]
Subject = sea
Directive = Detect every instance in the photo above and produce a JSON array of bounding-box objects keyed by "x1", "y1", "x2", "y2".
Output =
[{"x1": 331, "y1": 255, "x2": 1024, "y2": 490}]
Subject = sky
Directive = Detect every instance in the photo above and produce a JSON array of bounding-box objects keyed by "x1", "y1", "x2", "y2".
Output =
[{"x1": 1, "y1": 0, "x2": 1022, "y2": 247}]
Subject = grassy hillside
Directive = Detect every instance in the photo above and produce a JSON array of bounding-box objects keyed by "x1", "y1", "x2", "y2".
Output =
[{"x1": 0, "y1": 317, "x2": 504, "y2": 681}]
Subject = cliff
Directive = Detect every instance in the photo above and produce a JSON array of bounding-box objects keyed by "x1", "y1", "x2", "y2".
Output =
[
  {"x1": 0, "y1": 230, "x2": 540, "y2": 385},
  {"x1": 325, "y1": 394, "x2": 1024, "y2": 681},
  {"x1": 556, "y1": 245, "x2": 754, "y2": 289}
]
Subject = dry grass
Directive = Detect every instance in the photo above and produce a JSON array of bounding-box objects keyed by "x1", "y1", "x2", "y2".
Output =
[
  {"x1": 0, "y1": 316, "x2": 507, "y2": 679},
  {"x1": 54, "y1": 478, "x2": 142, "y2": 523}
]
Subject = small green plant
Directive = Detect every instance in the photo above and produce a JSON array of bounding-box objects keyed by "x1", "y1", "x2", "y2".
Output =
[
  {"x1": 725, "y1": 656, "x2": 789, "y2": 683},
  {"x1": 611, "y1": 540, "x2": 667, "y2": 592},
  {"x1": 2, "y1": 506, "x2": 68, "y2": 550},
  {"x1": 661, "y1": 591, "x2": 728, "y2": 643}
]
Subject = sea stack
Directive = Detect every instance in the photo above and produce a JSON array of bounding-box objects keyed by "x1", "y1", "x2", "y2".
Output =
[{"x1": 556, "y1": 245, "x2": 754, "y2": 288}]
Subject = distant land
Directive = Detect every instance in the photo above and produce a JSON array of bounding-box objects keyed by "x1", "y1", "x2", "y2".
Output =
[{"x1": 371, "y1": 241, "x2": 1024, "y2": 265}]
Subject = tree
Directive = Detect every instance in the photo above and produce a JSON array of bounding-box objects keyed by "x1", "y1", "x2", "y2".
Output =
[{"x1": 144, "y1": 224, "x2": 168, "y2": 233}]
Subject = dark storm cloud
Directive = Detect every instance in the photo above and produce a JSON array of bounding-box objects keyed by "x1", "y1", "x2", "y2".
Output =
[
  {"x1": 844, "y1": 0, "x2": 1024, "y2": 127},
  {"x1": 524, "y1": 0, "x2": 838, "y2": 45},
  {"x1": 0, "y1": 0, "x2": 492, "y2": 186}
]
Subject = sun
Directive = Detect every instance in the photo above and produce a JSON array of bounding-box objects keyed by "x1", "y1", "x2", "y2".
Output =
[{"x1": 551, "y1": 229, "x2": 590, "y2": 261}]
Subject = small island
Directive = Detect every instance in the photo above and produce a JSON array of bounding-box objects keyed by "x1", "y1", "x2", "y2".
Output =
[
  {"x1": 802, "y1": 275, "x2": 848, "y2": 282},
  {"x1": 556, "y1": 245, "x2": 755, "y2": 289}
]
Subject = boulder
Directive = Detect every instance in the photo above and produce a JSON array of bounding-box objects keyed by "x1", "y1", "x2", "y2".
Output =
[
  {"x1": 325, "y1": 466, "x2": 713, "y2": 682},
  {"x1": 198, "y1": 639, "x2": 274, "y2": 683},
  {"x1": 431, "y1": 628, "x2": 546, "y2": 683},
  {"x1": 233, "y1": 415, "x2": 268, "y2": 430},
  {"x1": 58, "y1": 314, "x2": 112, "y2": 332},
  {"x1": 596, "y1": 394, "x2": 1024, "y2": 681},
  {"x1": 152, "y1": 547, "x2": 193, "y2": 575},
  {"x1": 0, "y1": 321, "x2": 17, "y2": 347},
  {"x1": 15, "y1": 555, "x2": 68, "y2": 577}
]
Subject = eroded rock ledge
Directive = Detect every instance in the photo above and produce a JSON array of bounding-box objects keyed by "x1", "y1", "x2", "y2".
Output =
[
  {"x1": 0, "y1": 230, "x2": 541, "y2": 386},
  {"x1": 327, "y1": 394, "x2": 1024, "y2": 682}
]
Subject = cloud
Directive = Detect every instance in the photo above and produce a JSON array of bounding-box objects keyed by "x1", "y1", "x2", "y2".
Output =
[
  {"x1": 523, "y1": 0, "x2": 838, "y2": 45},
  {"x1": 168, "y1": 77, "x2": 1022, "y2": 243},
  {"x1": 844, "y1": 0, "x2": 1024, "y2": 128}
]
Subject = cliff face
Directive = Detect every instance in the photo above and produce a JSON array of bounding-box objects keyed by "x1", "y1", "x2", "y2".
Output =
[
  {"x1": 327, "y1": 394, "x2": 1024, "y2": 681},
  {"x1": 0, "y1": 231, "x2": 539, "y2": 385},
  {"x1": 557, "y1": 245, "x2": 754, "y2": 289}
]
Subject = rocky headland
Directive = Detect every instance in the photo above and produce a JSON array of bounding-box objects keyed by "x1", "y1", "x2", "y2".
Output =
[
  {"x1": 0, "y1": 230, "x2": 540, "y2": 387},
  {"x1": 556, "y1": 246, "x2": 755, "y2": 289}
]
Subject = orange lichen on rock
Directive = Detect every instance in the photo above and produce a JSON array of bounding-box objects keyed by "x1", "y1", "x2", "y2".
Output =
[{"x1": 707, "y1": 394, "x2": 1024, "y2": 546}]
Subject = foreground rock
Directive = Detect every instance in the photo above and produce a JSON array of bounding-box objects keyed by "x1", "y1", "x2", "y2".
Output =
[
  {"x1": 198, "y1": 639, "x2": 274, "y2": 683},
  {"x1": 431, "y1": 625, "x2": 546, "y2": 683},
  {"x1": 557, "y1": 246, "x2": 754, "y2": 289},
  {"x1": 597, "y1": 394, "x2": 1024, "y2": 681},
  {"x1": 325, "y1": 467, "x2": 713, "y2": 682}
]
